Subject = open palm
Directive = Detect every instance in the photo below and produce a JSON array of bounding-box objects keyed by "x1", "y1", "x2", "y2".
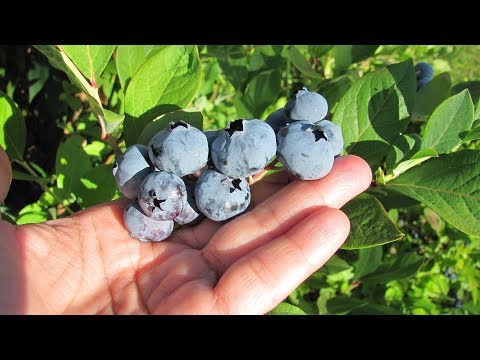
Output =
[{"x1": 0, "y1": 155, "x2": 371, "y2": 314}]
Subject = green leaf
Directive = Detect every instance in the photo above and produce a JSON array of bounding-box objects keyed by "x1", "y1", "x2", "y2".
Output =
[
  {"x1": 326, "y1": 295, "x2": 368, "y2": 314},
  {"x1": 422, "y1": 90, "x2": 474, "y2": 154},
  {"x1": 391, "y1": 148, "x2": 439, "y2": 177},
  {"x1": 12, "y1": 170, "x2": 52, "y2": 185},
  {"x1": 287, "y1": 46, "x2": 322, "y2": 79},
  {"x1": 16, "y1": 203, "x2": 49, "y2": 224},
  {"x1": 362, "y1": 252, "x2": 424, "y2": 283},
  {"x1": 353, "y1": 247, "x2": 383, "y2": 280},
  {"x1": 84, "y1": 140, "x2": 108, "y2": 161},
  {"x1": 351, "y1": 45, "x2": 379, "y2": 62},
  {"x1": 332, "y1": 59, "x2": 416, "y2": 167},
  {"x1": 475, "y1": 97, "x2": 480, "y2": 121},
  {"x1": 124, "y1": 46, "x2": 201, "y2": 118},
  {"x1": 16, "y1": 212, "x2": 48, "y2": 225},
  {"x1": 116, "y1": 45, "x2": 168, "y2": 89},
  {"x1": 463, "y1": 125, "x2": 480, "y2": 142},
  {"x1": 137, "y1": 108, "x2": 203, "y2": 145},
  {"x1": 348, "y1": 303, "x2": 400, "y2": 315},
  {"x1": 324, "y1": 255, "x2": 351, "y2": 273},
  {"x1": 385, "y1": 150, "x2": 480, "y2": 237},
  {"x1": 234, "y1": 69, "x2": 281, "y2": 118},
  {"x1": 35, "y1": 46, "x2": 124, "y2": 137},
  {"x1": 61, "y1": 45, "x2": 115, "y2": 84},
  {"x1": 268, "y1": 302, "x2": 307, "y2": 315},
  {"x1": 27, "y1": 61, "x2": 49, "y2": 103},
  {"x1": 385, "y1": 134, "x2": 422, "y2": 171},
  {"x1": 413, "y1": 72, "x2": 451, "y2": 118},
  {"x1": 55, "y1": 135, "x2": 92, "y2": 199},
  {"x1": 452, "y1": 81, "x2": 480, "y2": 105},
  {"x1": 0, "y1": 91, "x2": 26, "y2": 160},
  {"x1": 309, "y1": 45, "x2": 333, "y2": 58},
  {"x1": 123, "y1": 46, "x2": 201, "y2": 144},
  {"x1": 123, "y1": 104, "x2": 180, "y2": 147},
  {"x1": 74, "y1": 164, "x2": 118, "y2": 208},
  {"x1": 103, "y1": 108, "x2": 125, "y2": 135},
  {"x1": 316, "y1": 75, "x2": 353, "y2": 113},
  {"x1": 341, "y1": 193, "x2": 404, "y2": 249},
  {"x1": 332, "y1": 45, "x2": 352, "y2": 74},
  {"x1": 367, "y1": 185, "x2": 420, "y2": 210}
]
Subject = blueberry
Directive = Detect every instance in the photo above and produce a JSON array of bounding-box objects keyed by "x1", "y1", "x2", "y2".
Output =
[
  {"x1": 276, "y1": 121, "x2": 335, "y2": 180},
  {"x1": 265, "y1": 108, "x2": 289, "y2": 134},
  {"x1": 211, "y1": 119, "x2": 277, "y2": 178},
  {"x1": 204, "y1": 130, "x2": 220, "y2": 167},
  {"x1": 175, "y1": 177, "x2": 205, "y2": 226},
  {"x1": 138, "y1": 171, "x2": 187, "y2": 221},
  {"x1": 149, "y1": 121, "x2": 209, "y2": 177},
  {"x1": 314, "y1": 120, "x2": 344, "y2": 156},
  {"x1": 285, "y1": 87, "x2": 328, "y2": 123},
  {"x1": 124, "y1": 202, "x2": 173, "y2": 242},
  {"x1": 195, "y1": 169, "x2": 250, "y2": 221},
  {"x1": 415, "y1": 62, "x2": 434, "y2": 90},
  {"x1": 204, "y1": 130, "x2": 219, "y2": 148},
  {"x1": 113, "y1": 144, "x2": 154, "y2": 199}
]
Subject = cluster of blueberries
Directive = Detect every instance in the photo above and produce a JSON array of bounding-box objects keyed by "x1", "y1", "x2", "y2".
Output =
[{"x1": 113, "y1": 88, "x2": 344, "y2": 242}]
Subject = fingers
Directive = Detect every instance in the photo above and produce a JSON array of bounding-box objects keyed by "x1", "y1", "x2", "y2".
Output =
[
  {"x1": 0, "y1": 145, "x2": 12, "y2": 204},
  {"x1": 212, "y1": 207, "x2": 350, "y2": 314},
  {"x1": 201, "y1": 155, "x2": 371, "y2": 274}
]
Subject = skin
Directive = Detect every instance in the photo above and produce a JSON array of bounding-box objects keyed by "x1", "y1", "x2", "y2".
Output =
[{"x1": 0, "y1": 144, "x2": 371, "y2": 314}]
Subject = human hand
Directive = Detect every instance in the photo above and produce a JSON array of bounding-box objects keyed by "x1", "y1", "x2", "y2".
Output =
[{"x1": 0, "y1": 146, "x2": 371, "y2": 314}]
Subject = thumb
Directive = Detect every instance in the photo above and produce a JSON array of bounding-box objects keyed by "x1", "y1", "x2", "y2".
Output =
[{"x1": 0, "y1": 145, "x2": 12, "y2": 204}]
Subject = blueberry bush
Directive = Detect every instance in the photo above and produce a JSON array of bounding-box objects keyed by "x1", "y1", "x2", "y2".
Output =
[{"x1": 1, "y1": 45, "x2": 479, "y2": 314}]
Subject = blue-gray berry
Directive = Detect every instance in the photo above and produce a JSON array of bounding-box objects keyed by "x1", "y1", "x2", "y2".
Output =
[
  {"x1": 195, "y1": 169, "x2": 250, "y2": 221},
  {"x1": 285, "y1": 88, "x2": 328, "y2": 123},
  {"x1": 265, "y1": 108, "x2": 289, "y2": 134},
  {"x1": 149, "y1": 121, "x2": 209, "y2": 177},
  {"x1": 276, "y1": 121, "x2": 335, "y2": 180},
  {"x1": 113, "y1": 144, "x2": 154, "y2": 199},
  {"x1": 138, "y1": 171, "x2": 187, "y2": 221},
  {"x1": 175, "y1": 177, "x2": 205, "y2": 226},
  {"x1": 124, "y1": 202, "x2": 174, "y2": 242},
  {"x1": 211, "y1": 119, "x2": 276, "y2": 178},
  {"x1": 415, "y1": 62, "x2": 434, "y2": 91},
  {"x1": 314, "y1": 120, "x2": 344, "y2": 156}
]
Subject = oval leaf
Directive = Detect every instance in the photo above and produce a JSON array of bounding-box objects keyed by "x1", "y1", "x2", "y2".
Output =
[
  {"x1": 74, "y1": 164, "x2": 118, "y2": 208},
  {"x1": 125, "y1": 45, "x2": 202, "y2": 117},
  {"x1": 386, "y1": 150, "x2": 480, "y2": 237},
  {"x1": 361, "y1": 252, "x2": 424, "y2": 283},
  {"x1": 116, "y1": 45, "x2": 168, "y2": 89},
  {"x1": 287, "y1": 46, "x2": 323, "y2": 79},
  {"x1": 137, "y1": 108, "x2": 203, "y2": 145},
  {"x1": 353, "y1": 247, "x2": 383, "y2": 280},
  {"x1": 463, "y1": 125, "x2": 480, "y2": 142},
  {"x1": 391, "y1": 148, "x2": 438, "y2": 177},
  {"x1": 268, "y1": 302, "x2": 307, "y2": 315},
  {"x1": 124, "y1": 46, "x2": 201, "y2": 145},
  {"x1": 55, "y1": 135, "x2": 92, "y2": 199},
  {"x1": 234, "y1": 69, "x2": 281, "y2": 119},
  {"x1": 385, "y1": 133, "x2": 422, "y2": 171},
  {"x1": 61, "y1": 45, "x2": 116, "y2": 84},
  {"x1": 341, "y1": 193, "x2": 404, "y2": 249},
  {"x1": 332, "y1": 59, "x2": 416, "y2": 168},
  {"x1": 413, "y1": 72, "x2": 452, "y2": 118},
  {"x1": 421, "y1": 90, "x2": 474, "y2": 154},
  {"x1": 0, "y1": 91, "x2": 26, "y2": 160}
]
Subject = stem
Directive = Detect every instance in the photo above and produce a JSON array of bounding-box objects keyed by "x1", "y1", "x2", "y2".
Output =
[
  {"x1": 14, "y1": 159, "x2": 74, "y2": 215},
  {"x1": 105, "y1": 135, "x2": 122, "y2": 156}
]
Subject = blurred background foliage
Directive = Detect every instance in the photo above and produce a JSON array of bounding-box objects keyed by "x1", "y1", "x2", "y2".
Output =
[{"x1": 1, "y1": 45, "x2": 479, "y2": 314}]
